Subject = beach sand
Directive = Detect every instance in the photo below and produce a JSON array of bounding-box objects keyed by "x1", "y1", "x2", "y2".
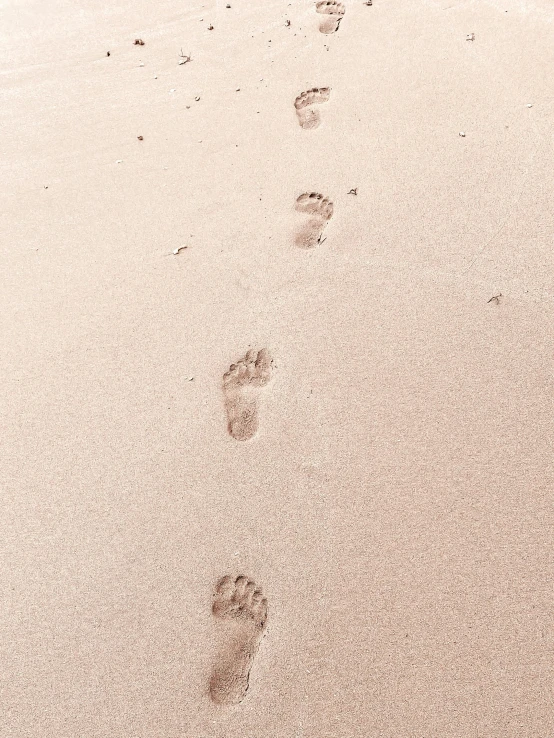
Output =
[{"x1": 1, "y1": 0, "x2": 554, "y2": 735}]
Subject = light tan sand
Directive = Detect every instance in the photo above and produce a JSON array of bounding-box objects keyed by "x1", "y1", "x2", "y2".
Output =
[{"x1": 2, "y1": 0, "x2": 554, "y2": 735}]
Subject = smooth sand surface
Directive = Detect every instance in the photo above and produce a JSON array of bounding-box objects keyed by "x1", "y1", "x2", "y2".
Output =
[{"x1": 2, "y1": 0, "x2": 554, "y2": 735}]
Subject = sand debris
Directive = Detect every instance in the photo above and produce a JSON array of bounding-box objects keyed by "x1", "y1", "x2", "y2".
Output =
[
  {"x1": 347, "y1": 188, "x2": 358, "y2": 195},
  {"x1": 466, "y1": 33, "x2": 475, "y2": 41},
  {"x1": 172, "y1": 246, "x2": 190, "y2": 255},
  {"x1": 459, "y1": 131, "x2": 466, "y2": 137},
  {"x1": 137, "y1": 135, "x2": 143, "y2": 140},
  {"x1": 134, "y1": 38, "x2": 145, "y2": 45},
  {"x1": 487, "y1": 293, "x2": 502, "y2": 304},
  {"x1": 179, "y1": 49, "x2": 192, "y2": 65}
]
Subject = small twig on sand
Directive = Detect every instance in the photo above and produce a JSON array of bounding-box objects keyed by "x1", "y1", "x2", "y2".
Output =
[
  {"x1": 363, "y1": 0, "x2": 372, "y2": 5},
  {"x1": 487, "y1": 293, "x2": 502, "y2": 304},
  {"x1": 285, "y1": 19, "x2": 291, "y2": 26},
  {"x1": 172, "y1": 245, "x2": 190, "y2": 255},
  {"x1": 179, "y1": 49, "x2": 192, "y2": 65},
  {"x1": 347, "y1": 188, "x2": 358, "y2": 195}
]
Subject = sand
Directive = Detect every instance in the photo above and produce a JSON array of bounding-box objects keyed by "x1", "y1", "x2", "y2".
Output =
[{"x1": 1, "y1": 0, "x2": 554, "y2": 735}]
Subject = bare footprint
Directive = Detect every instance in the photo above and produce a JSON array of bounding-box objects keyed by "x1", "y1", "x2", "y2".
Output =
[
  {"x1": 209, "y1": 575, "x2": 268, "y2": 705},
  {"x1": 316, "y1": 0, "x2": 345, "y2": 34},
  {"x1": 223, "y1": 349, "x2": 272, "y2": 441},
  {"x1": 294, "y1": 87, "x2": 331, "y2": 130},
  {"x1": 294, "y1": 192, "x2": 334, "y2": 248}
]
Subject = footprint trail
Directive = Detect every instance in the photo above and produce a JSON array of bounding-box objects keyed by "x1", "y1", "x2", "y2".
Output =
[
  {"x1": 294, "y1": 192, "x2": 334, "y2": 248},
  {"x1": 209, "y1": 575, "x2": 268, "y2": 705}
]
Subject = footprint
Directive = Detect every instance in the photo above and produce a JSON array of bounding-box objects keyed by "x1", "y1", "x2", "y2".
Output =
[
  {"x1": 223, "y1": 348, "x2": 273, "y2": 441},
  {"x1": 294, "y1": 192, "x2": 334, "y2": 248},
  {"x1": 316, "y1": 0, "x2": 345, "y2": 34},
  {"x1": 209, "y1": 575, "x2": 268, "y2": 705},
  {"x1": 294, "y1": 87, "x2": 331, "y2": 130}
]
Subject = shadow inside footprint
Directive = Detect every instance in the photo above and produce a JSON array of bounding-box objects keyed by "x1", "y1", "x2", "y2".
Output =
[
  {"x1": 209, "y1": 575, "x2": 268, "y2": 705},
  {"x1": 294, "y1": 192, "x2": 334, "y2": 248}
]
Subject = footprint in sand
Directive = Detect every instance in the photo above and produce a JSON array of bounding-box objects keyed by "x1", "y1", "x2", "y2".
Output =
[
  {"x1": 223, "y1": 348, "x2": 273, "y2": 441},
  {"x1": 294, "y1": 192, "x2": 334, "y2": 248},
  {"x1": 209, "y1": 575, "x2": 268, "y2": 705},
  {"x1": 316, "y1": 0, "x2": 345, "y2": 34},
  {"x1": 294, "y1": 87, "x2": 331, "y2": 130}
]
